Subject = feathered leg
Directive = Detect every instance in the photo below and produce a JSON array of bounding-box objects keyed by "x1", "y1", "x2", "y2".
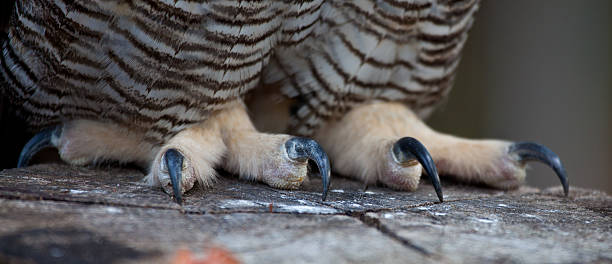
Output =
[
  {"x1": 215, "y1": 102, "x2": 330, "y2": 200},
  {"x1": 18, "y1": 120, "x2": 157, "y2": 169},
  {"x1": 146, "y1": 101, "x2": 330, "y2": 203},
  {"x1": 19, "y1": 102, "x2": 330, "y2": 203},
  {"x1": 315, "y1": 102, "x2": 568, "y2": 200}
]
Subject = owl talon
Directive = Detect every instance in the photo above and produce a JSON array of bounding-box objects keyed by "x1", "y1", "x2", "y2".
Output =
[
  {"x1": 285, "y1": 137, "x2": 331, "y2": 201},
  {"x1": 392, "y1": 137, "x2": 443, "y2": 202},
  {"x1": 509, "y1": 142, "x2": 569, "y2": 196},
  {"x1": 18, "y1": 126, "x2": 61, "y2": 168},
  {"x1": 164, "y1": 148, "x2": 184, "y2": 204}
]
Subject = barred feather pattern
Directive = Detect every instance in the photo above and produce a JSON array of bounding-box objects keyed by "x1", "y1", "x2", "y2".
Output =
[
  {"x1": 1, "y1": 0, "x2": 479, "y2": 143},
  {"x1": 266, "y1": 0, "x2": 479, "y2": 136}
]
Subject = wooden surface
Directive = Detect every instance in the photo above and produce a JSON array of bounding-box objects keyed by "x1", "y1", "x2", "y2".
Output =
[{"x1": 0, "y1": 164, "x2": 610, "y2": 264}]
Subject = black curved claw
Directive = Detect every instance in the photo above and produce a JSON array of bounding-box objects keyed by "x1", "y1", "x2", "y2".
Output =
[
  {"x1": 509, "y1": 142, "x2": 569, "y2": 196},
  {"x1": 285, "y1": 137, "x2": 331, "y2": 201},
  {"x1": 392, "y1": 137, "x2": 443, "y2": 202},
  {"x1": 164, "y1": 148, "x2": 184, "y2": 204},
  {"x1": 18, "y1": 126, "x2": 61, "y2": 168}
]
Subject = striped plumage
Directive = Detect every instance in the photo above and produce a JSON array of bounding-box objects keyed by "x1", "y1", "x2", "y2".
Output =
[
  {"x1": 267, "y1": 0, "x2": 478, "y2": 136},
  {"x1": 1, "y1": 0, "x2": 479, "y2": 143}
]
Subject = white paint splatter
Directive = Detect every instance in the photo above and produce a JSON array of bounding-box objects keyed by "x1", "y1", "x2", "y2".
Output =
[
  {"x1": 220, "y1": 199, "x2": 259, "y2": 208},
  {"x1": 521, "y1": 214, "x2": 542, "y2": 220},
  {"x1": 383, "y1": 212, "x2": 406, "y2": 219},
  {"x1": 497, "y1": 203, "x2": 508, "y2": 208},
  {"x1": 475, "y1": 218, "x2": 496, "y2": 224},
  {"x1": 330, "y1": 189, "x2": 344, "y2": 193},
  {"x1": 276, "y1": 204, "x2": 339, "y2": 214},
  {"x1": 364, "y1": 191, "x2": 376, "y2": 194},
  {"x1": 69, "y1": 189, "x2": 87, "y2": 194},
  {"x1": 105, "y1": 207, "x2": 123, "y2": 214}
]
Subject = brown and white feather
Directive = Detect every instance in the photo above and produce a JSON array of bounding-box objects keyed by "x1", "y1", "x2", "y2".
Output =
[{"x1": 1, "y1": 0, "x2": 479, "y2": 143}]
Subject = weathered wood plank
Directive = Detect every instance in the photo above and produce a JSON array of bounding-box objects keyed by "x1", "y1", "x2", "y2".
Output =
[{"x1": 0, "y1": 164, "x2": 609, "y2": 263}]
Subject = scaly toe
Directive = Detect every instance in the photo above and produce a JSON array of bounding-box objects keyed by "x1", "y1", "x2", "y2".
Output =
[
  {"x1": 255, "y1": 136, "x2": 331, "y2": 201},
  {"x1": 379, "y1": 152, "x2": 422, "y2": 191},
  {"x1": 389, "y1": 137, "x2": 443, "y2": 202},
  {"x1": 147, "y1": 146, "x2": 206, "y2": 203},
  {"x1": 259, "y1": 137, "x2": 309, "y2": 190}
]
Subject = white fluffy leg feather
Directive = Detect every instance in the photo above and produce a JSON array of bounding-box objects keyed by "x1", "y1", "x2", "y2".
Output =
[
  {"x1": 54, "y1": 120, "x2": 156, "y2": 167},
  {"x1": 146, "y1": 121, "x2": 226, "y2": 195},
  {"x1": 316, "y1": 102, "x2": 525, "y2": 190},
  {"x1": 218, "y1": 103, "x2": 308, "y2": 190}
]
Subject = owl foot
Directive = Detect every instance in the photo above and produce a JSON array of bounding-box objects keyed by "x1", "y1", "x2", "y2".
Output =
[
  {"x1": 315, "y1": 102, "x2": 568, "y2": 200},
  {"x1": 147, "y1": 116, "x2": 227, "y2": 204},
  {"x1": 391, "y1": 137, "x2": 443, "y2": 201},
  {"x1": 284, "y1": 137, "x2": 331, "y2": 200},
  {"x1": 314, "y1": 104, "x2": 443, "y2": 202},
  {"x1": 148, "y1": 102, "x2": 330, "y2": 204},
  {"x1": 220, "y1": 105, "x2": 330, "y2": 201},
  {"x1": 18, "y1": 120, "x2": 155, "y2": 168},
  {"x1": 224, "y1": 134, "x2": 330, "y2": 200},
  {"x1": 153, "y1": 146, "x2": 215, "y2": 204}
]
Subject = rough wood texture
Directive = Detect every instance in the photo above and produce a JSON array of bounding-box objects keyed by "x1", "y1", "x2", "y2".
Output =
[{"x1": 0, "y1": 164, "x2": 610, "y2": 264}]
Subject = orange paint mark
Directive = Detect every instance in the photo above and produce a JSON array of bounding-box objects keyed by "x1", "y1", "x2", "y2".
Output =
[{"x1": 171, "y1": 247, "x2": 240, "y2": 264}]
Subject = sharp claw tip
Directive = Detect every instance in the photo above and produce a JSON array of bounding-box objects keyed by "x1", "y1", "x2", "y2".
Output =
[
  {"x1": 164, "y1": 148, "x2": 184, "y2": 205},
  {"x1": 286, "y1": 137, "x2": 332, "y2": 201},
  {"x1": 18, "y1": 126, "x2": 59, "y2": 168},
  {"x1": 510, "y1": 142, "x2": 569, "y2": 197},
  {"x1": 393, "y1": 137, "x2": 443, "y2": 204}
]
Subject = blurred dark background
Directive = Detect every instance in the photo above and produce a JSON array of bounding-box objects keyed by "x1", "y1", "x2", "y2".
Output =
[
  {"x1": 429, "y1": 0, "x2": 612, "y2": 193},
  {"x1": 1, "y1": 1, "x2": 610, "y2": 193},
  {"x1": 0, "y1": 0, "x2": 29, "y2": 170}
]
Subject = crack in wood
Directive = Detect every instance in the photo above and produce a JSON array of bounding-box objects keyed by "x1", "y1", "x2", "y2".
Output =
[{"x1": 352, "y1": 211, "x2": 435, "y2": 257}]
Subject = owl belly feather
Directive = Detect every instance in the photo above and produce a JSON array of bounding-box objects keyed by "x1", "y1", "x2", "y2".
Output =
[
  {"x1": 1, "y1": 0, "x2": 478, "y2": 141},
  {"x1": 264, "y1": 0, "x2": 479, "y2": 136},
  {"x1": 0, "y1": 0, "x2": 285, "y2": 143}
]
